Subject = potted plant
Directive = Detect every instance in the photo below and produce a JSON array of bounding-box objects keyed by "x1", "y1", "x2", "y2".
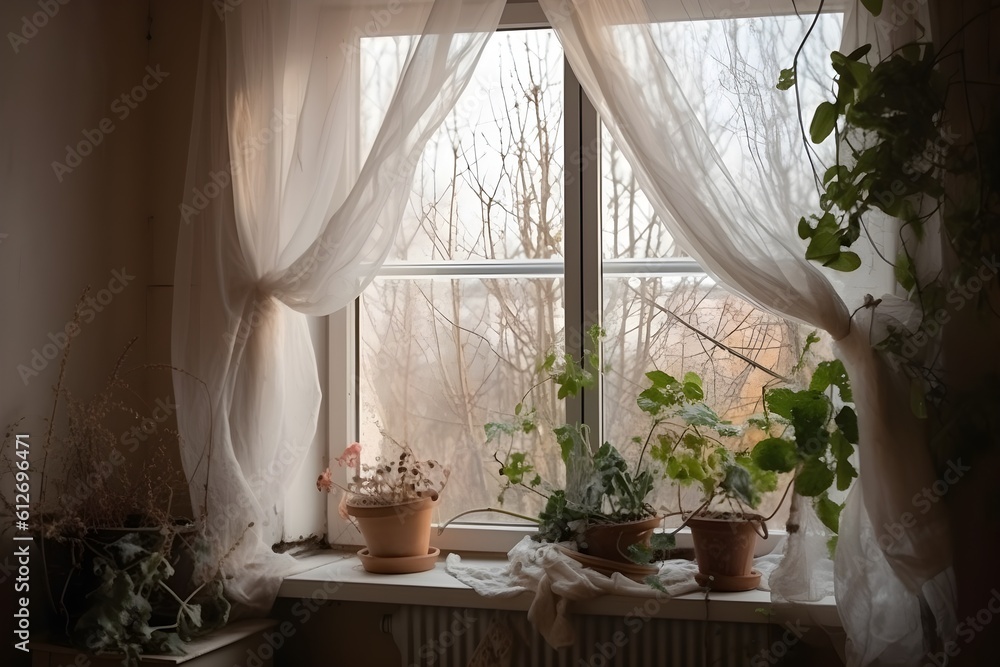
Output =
[
  {"x1": 635, "y1": 361, "x2": 776, "y2": 591},
  {"x1": 317, "y1": 439, "x2": 449, "y2": 574},
  {"x1": 749, "y1": 355, "x2": 859, "y2": 550},
  {"x1": 1, "y1": 299, "x2": 231, "y2": 664},
  {"x1": 641, "y1": 333, "x2": 858, "y2": 591},
  {"x1": 440, "y1": 326, "x2": 688, "y2": 579}
]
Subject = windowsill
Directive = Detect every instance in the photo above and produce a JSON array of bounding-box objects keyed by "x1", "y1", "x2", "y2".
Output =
[{"x1": 279, "y1": 550, "x2": 842, "y2": 630}]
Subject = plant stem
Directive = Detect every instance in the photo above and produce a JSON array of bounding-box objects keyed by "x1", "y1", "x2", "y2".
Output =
[
  {"x1": 635, "y1": 419, "x2": 661, "y2": 476},
  {"x1": 638, "y1": 292, "x2": 791, "y2": 382}
]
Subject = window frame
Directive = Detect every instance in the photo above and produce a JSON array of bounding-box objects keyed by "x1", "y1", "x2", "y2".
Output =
[{"x1": 324, "y1": 0, "x2": 847, "y2": 553}]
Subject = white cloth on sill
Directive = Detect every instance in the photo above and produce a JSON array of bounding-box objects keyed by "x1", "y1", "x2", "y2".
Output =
[{"x1": 445, "y1": 536, "x2": 826, "y2": 649}]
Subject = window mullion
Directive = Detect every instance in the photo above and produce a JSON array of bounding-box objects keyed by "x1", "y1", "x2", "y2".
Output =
[{"x1": 563, "y1": 60, "x2": 602, "y2": 446}]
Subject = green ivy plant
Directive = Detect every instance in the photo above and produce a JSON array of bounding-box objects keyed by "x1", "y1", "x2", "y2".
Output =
[
  {"x1": 779, "y1": 0, "x2": 999, "y2": 420},
  {"x1": 782, "y1": 36, "x2": 948, "y2": 277}
]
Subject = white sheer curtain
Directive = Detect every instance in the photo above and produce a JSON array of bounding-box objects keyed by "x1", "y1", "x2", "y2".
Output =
[
  {"x1": 537, "y1": 0, "x2": 954, "y2": 663},
  {"x1": 172, "y1": 0, "x2": 504, "y2": 614}
]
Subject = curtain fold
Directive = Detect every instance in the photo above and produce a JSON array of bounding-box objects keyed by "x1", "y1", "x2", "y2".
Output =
[
  {"x1": 537, "y1": 0, "x2": 955, "y2": 663},
  {"x1": 172, "y1": 0, "x2": 504, "y2": 614}
]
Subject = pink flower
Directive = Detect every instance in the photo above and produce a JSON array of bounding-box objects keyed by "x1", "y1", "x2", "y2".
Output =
[
  {"x1": 316, "y1": 468, "x2": 333, "y2": 492},
  {"x1": 336, "y1": 442, "x2": 362, "y2": 469}
]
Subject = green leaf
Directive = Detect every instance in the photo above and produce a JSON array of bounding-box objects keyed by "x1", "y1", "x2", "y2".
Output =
[
  {"x1": 764, "y1": 388, "x2": 797, "y2": 420},
  {"x1": 823, "y1": 251, "x2": 862, "y2": 272},
  {"x1": 776, "y1": 67, "x2": 797, "y2": 91},
  {"x1": 637, "y1": 387, "x2": 671, "y2": 415},
  {"x1": 682, "y1": 376, "x2": 704, "y2": 401},
  {"x1": 751, "y1": 437, "x2": 798, "y2": 473},
  {"x1": 539, "y1": 352, "x2": 557, "y2": 372},
  {"x1": 555, "y1": 353, "x2": 594, "y2": 398},
  {"x1": 797, "y1": 216, "x2": 813, "y2": 240},
  {"x1": 835, "y1": 406, "x2": 859, "y2": 444},
  {"x1": 680, "y1": 454, "x2": 707, "y2": 482},
  {"x1": 650, "y1": 532, "x2": 675, "y2": 551},
  {"x1": 554, "y1": 424, "x2": 586, "y2": 463},
  {"x1": 810, "y1": 101, "x2": 839, "y2": 143},
  {"x1": 815, "y1": 494, "x2": 844, "y2": 534},
  {"x1": 679, "y1": 403, "x2": 725, "y2": 429},
  {"x1": 738, "y1": 454, "x2": 778, "y2": 494},
  {"x1": 895, "y1": 251, "x2": 916, "y2": 291},
  {"x1": 645, "y1": 370, "x2": 677, "y2": 388},
  {"x1": 804, "y1": 212, "x2": 844, "y2": 263},
  {"x1": 766, "y1": 388, "x2": 829, "y2": 435},
  {"x1": 627, "y1": 542, "x2": 655, "y2": 565},
  {"x1": 500, "y1": 451, "x2": 534, "y2": 485},
  {"x1": 682, "y1": 384, "x2": 705, "y2": 402},
  {"x1": 484, "y1": 421, "x2": 517, "y2": 441},
  {"x1": 721, "y1": 463, "x2": 757, "y2": 507},
  {"x1": 830, "y1": 430, "x2": 857, "y2": 491},
  {"x1": 810, "y1": 359, "x2": 853, "y2": 402},
  {"x1": 845, "y1": 44, "x2": 873, "y2": 61},
  {"x1": 861, "y1": 0, "x2": 883, "y2": 16},
  {"x1": 795, "y1": 457, "x2": 836, "y2": 497}
]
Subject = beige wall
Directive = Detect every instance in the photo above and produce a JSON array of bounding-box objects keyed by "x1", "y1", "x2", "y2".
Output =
[
  {"x1": 1, "y1": 0, "x2": 150, "y2": 435},
  {"x1": 0, "y1": 0, "x2": 201, "y2": 422},
  {"x1": 0, "y1": 0, "x2": 201, "y2": 491},
  {"x1": 0, "y1": 2, "x2": 200, "y2": 664}
]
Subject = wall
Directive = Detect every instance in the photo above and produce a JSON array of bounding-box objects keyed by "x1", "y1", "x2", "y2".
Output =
[{"x1": 0, "y1": 1, "x2": 200, "y2": 665}]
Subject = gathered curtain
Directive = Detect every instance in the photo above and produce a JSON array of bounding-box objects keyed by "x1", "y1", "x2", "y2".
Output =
[
  {"x1": 172, "y1": 0, "x2": 505, "y2": 614},
  {"x1": 536, "y1": 0, "x2": 955, "y2": 663}
]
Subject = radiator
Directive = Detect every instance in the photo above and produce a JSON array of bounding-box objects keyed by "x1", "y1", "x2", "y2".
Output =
[{"x1": 390, "y1": 605, "x2": 775, "y2": 667}]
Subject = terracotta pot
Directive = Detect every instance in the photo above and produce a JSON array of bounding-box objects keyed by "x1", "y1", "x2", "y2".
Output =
[
  {"x1": 582, "y1": 515, "x2": 662, "y2": 563},
  {"x1": 345, "y1": 497, "x2": 437, "y2": 558},
  {"x1": 687, "y1": 512, "x2": 767, "y2": 591}
]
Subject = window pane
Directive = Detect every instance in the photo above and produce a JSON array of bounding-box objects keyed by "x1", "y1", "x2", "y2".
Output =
[
  {"x1": 601, "y1": 12, "x2": 841, "y2": 261},
  {"x1": 360, "y1": 277, "x2": 563, "y2": 523},
  {"x1": 600, "y1": 13, "x2": 842, "y2": 527},
  {"x1": 602, "y1": 276, "x2": 817, "y2": 525},
  {"x1": 363, "y1": 29, "x2": 565, "y2": 263},
  {"x1": 358, "y1": 29, "x2": 565, "y2": 525},
  {"x1": 602, "y1": 125, "x2": 684, "y2": 260}
]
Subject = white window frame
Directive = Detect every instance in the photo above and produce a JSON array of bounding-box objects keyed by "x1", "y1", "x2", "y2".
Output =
[{"x1": 324, "y1": 0, "x2": 846, "y2": 554}]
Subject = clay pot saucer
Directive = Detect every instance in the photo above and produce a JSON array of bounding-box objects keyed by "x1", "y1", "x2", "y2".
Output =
[{"x1": 357, "y1": 546, "x2": 440, "y2": 574}]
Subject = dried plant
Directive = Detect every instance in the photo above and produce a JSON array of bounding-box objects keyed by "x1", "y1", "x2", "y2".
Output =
[
  {"x1": 317, "y1": 438, "x2": 450, "y2": 512},
  {"x1": 0, "y1": 290, "x2": 230, "y2": 662}
]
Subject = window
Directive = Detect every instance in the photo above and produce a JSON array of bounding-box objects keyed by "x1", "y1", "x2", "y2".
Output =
[{"x1": 330, "y1": 1, "x2": 844, "y2": 549}]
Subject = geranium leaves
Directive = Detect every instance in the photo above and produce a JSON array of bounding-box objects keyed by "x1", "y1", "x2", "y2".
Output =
[
  {"x1": 795, "y1": 456, "x2": 836, "y2": 497},
  {"x1": 751, "y1": 437, "x2": 798, "y2": 473},
  {"x1": 750, "y1": 360, "x2": 858, "y2": 545},
  {"x1": 637, "y1": 370, "x2": 705, "y2": 415},
  {"x1": 810, "y1": 359, "x2": 853, "y2": 403}
]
